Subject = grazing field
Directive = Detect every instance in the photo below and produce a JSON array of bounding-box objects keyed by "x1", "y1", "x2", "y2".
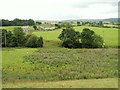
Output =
[{"x1": 33, "y1": 26, "x2": 118, "y2": 47}]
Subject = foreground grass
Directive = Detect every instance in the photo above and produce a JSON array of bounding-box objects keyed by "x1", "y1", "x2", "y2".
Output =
[
  {"x1": 3, "y1": 78, "x2": 118, "y2": 88},
  {"x1": 3, "y1": 45, "x2": 118, "y2": 83}
]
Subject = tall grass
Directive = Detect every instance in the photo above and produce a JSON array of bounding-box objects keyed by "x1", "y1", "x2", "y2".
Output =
[{"x1": 3, "y1": 47, "x2": 118, "y2": 83}]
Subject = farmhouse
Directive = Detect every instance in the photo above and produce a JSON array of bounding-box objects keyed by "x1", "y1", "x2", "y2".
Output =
[
  {"x1": 38, "y1": 27, "x2": 57, "y2": 31},
  {"x1": 22, "y1": 26, "x2": 30, "y2": 31}
]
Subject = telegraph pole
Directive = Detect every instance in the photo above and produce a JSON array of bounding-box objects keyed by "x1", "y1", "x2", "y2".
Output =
[
  {"x1": 5, "y1": 31, "x2": 6, "y2": 47},
  {"x1": 102, "y1": 30, "x2": 105, "y2": 48}
]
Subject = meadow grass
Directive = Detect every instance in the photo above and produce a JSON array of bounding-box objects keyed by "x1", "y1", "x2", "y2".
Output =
[
  {"x1": 2, "y1": 44, "x2": 118, "y2": 86},
  {"x1": 2, "y1": 25, "x2": 118, "y2": 88}
]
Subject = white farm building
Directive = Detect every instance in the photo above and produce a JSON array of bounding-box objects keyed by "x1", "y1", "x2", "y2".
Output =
[
  {"x1": 22, "y1": 26, "x2": 30, "y2": 31},
  {"x1": 38, "y1": 27, "x2": 57, "y2": 31}
]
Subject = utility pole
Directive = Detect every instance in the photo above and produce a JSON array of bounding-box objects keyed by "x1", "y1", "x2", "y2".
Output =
[
  {"x1": 5, "y1": 31, "x2": 6, "y2": 47},
  {"x1": 102, "y1": 30, "x2": 105, "y2": 48}
]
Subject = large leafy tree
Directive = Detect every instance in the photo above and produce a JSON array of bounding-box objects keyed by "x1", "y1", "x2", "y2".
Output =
[
  {"x1": 58, "y1": 27, "x2": 81, "y2": 48},
  {"x1": 25, "y1": 34, "x2": 43, "y2": 48},
  {"x1": 2, "y1": 29, "x2": 7, "y2": 47},
  {"x1": 81, "y1": 28, "x2": 103, "y2": 48},
  {"x1": 13, "y1": 27, "x2": 26, "y2": 47},
  {"x1": 2, "y1": 29, "x2": 15, "y2": 47}
]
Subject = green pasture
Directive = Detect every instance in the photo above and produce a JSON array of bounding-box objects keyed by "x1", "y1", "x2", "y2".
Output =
[
  {"x1": 104, "y1": 24, "x2": 118, "y2": 27},
  {"x1": 33, "y1": 26, "x2": 118, "y2": 47},
  {"x1": 1, "y1": 26, "x2": 118, "y2": 47}
]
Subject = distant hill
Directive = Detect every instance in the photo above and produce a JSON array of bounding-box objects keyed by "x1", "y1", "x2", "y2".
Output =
[
  {"x1": 62, "y1": 18, "x2": 119, "y2": 22},
  {"x1": 103, "y1": 18, "x2": 119, "y2": 22},
  {"x1": 35, "y1": 18, "x2": 119, "y2": 23}
]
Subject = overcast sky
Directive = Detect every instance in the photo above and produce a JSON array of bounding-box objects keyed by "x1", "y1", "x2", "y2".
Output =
[{"x1": 0, "y1": 0, "x2": 119, "y2": 20}]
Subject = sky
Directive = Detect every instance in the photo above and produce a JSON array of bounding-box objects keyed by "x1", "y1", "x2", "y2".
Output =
[{"x1": 0, "y1": 0, "x2": 119, "y2": 20}]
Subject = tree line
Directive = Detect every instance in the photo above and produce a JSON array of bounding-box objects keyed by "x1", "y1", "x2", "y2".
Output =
[
  {"x1": 2, "y1": 28, "x2": 43, "y2": 47},
  {"x1": 1, "y1": 26, "x2": 104, "y2": 48},
  {"x1": 1, "y1": 18, "x2": 35, "y2": 26}
]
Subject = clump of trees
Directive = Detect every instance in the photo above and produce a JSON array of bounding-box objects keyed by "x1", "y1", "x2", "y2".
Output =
[
  {"x1": 2, "y1": 28, "x2": 43, "y2": 48},
  {"x1": 2, "y1": 18, "x2": 35, "y2": 26},
  {"x1": 58, "y1": 27, "x2": 81, "y2": 48},
  {"x1": 55, "y1": 22, "x2": 73, "y2": 28},
  {"x1": 58, "y1": 27, "x2": 104, "y2": 48}
]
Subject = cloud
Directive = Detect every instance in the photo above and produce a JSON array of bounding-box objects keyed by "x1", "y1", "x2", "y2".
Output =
[{"x1": 0, "y1": 0, "x2": 118, "y2": 20}]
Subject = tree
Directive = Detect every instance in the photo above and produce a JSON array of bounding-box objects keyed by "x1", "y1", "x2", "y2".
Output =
[
  {"x1": 2, "y1": 29, "x2": 16, "y2": 47},
  {"x1": 55, "y1": 24, "x2": 61, "y2": 28},
  {"x1": 25, "y1": 34, "x2": 43, "y2": 48},
  {"x1": 92, "y1": 34, "x2": 104, "y2": 48},
  {"x1": 2, "y1": 19, "x2": 35, "y2": 26},
  {"x1": 2, "y1": 29, "x2": 7, "y2": 47},
  {"x1": 98, "y1": 21, "x2": 104, "y2": 27},
  {"x1": 13, "y1": 27, "x2": 26, "y2": 47},
  {"x1": 2, "y1": 19, "x2": 10, "y2": 26},
  {"x1": 28, "y1": 19, "x2": 35, "y2": 26},
  {"x1": 36, "y1": 22, "x2": 42, "y2": 25},
  {"x1": 6, "y1": 31, "x2": 14, "y2": 47},
  {"x1": 58, "y1": 27, "x2": 81, "y2": 48},
  {"x1": 33, "y1": 25, "x2": 37, "y2": 30},
  {"x1": 81, "y1": 28, "x2": 103, "y2": 48},
  {"x1": 77, "y1": 21, "x2": 81, "y2": 26}
]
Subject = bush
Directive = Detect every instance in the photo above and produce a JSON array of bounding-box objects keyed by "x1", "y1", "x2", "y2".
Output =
[{"x1": 25, "y1": 34, "x2": 43, "y2": 48}]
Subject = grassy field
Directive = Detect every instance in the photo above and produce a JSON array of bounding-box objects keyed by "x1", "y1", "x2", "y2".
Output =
[
  {"x1": 3, "y1": 78, "x2": 118, "y2": 88},
  {"x1": 33, "y1": 26, "x2": 118, "y2": 47},
  {"x1": 1, "y1": 25, "x2": 118, "y2": 88},
  {"x1": 2, "y1": 45, "x2": 118, "y2": 88},
  {"x1": 0, "y1": 25, "x2": 118, "y2": 47}
]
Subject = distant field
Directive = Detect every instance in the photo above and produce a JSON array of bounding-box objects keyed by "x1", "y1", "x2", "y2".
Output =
[
  {"x1": 3, "y1": 78, "x2": 118, "y2": 88},
  {"x1": 33, "y1": 26, "x2": 118, "y2": 47},
  {"x1": 104, "y1": 24, "x2": 118, "y2": 27},
  {"x1": 0, "y1": 26, "x2": 118, "y2": 47},
  {"x1": 0, "y1": 26, "x2": 34, "y2": 31}
]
